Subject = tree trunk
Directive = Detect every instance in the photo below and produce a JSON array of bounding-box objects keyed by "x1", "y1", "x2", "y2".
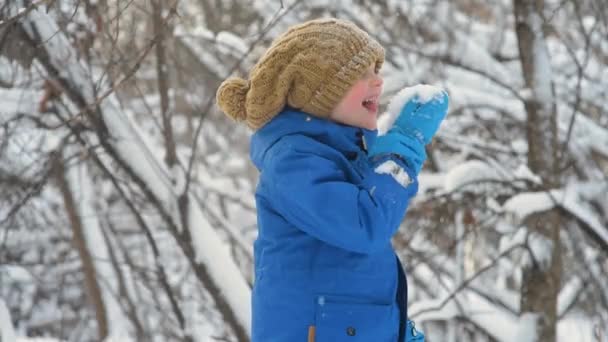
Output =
[
  {"x1": 152, "y1": 0, "x2": 178, "y2": 168},
  {"x1": 54, "y1": 154, "x2": 109, "y2": 340},
  {"x1": 513, "y1": 0, "x2": 562, "y2": 340}
]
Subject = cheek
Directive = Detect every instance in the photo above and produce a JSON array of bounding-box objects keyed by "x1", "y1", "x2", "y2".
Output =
[{"x1": 342, "y1": 83, "x2": 367, "y2": 110}]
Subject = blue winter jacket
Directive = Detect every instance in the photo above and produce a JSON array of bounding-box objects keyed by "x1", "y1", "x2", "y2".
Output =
[{"x1": 250, "y1": 108, "x2": 419, "y2": 342}]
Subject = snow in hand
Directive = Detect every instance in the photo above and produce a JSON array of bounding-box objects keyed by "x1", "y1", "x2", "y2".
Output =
[{"x1": 378, "y1": 84, "x2": 447, "y2": 135}]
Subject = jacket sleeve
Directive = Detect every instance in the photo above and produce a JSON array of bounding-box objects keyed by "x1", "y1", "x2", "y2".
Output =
[{"x1": 265, "y1": 140, "x2": 419, "y2": 254}]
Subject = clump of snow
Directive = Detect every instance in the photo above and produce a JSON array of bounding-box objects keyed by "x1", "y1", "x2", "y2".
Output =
[
  {"x1": 378, "y1": 84, "x2": 447, "y2": 135},
  {"x1": 502, "y1": 190, "x2": 558, "y2": 220},
  {"x1": 510, "y1": 139, "x2": 528, "y2": 154},
  {"x1": 374, "y1": 160, "x2": 413, "y2": 187},
  {"x1": 513, "y1": 164, "x2": 541, "y2": 184},
  {"x1": 417, "y1": 173, "x2": 445, "y2": 194},
  {"x1": 444, "y1": 160, "x2": 503, "y2": 192},
  {"x1": 503, "y1": 187, "x2": 608, "y2": 246},
  {"x1": 519, "y1": 87, "x2": 533, "y2": 101}
]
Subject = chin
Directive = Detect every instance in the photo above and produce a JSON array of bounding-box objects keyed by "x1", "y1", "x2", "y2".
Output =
[
  {"x1": 362, "y1": 113, "x2": 377, "y2": 130},
  {"x1": 357, "y1": 119, "x2": 376, "y2": 130}
]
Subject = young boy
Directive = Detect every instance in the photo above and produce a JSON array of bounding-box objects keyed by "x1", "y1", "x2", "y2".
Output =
[{"x1": 216, "y1": 18, "x2": 448, "y2": 342}]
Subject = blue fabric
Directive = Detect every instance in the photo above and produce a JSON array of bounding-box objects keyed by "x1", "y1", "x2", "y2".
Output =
[
  {"x1": 396, "y1": 255, "x2": 409, "y2": 341},
  {"x1": 405, "y1": 320, "x2": 425, "y2": 341},
  {"x1": 368, "y1": 90, "x2": 449, "y2": 174},
  {"x1": 250, "y1": 108, "x2": 419, "y2": 342},
  {"x1": 368, "y1": 132, "x2": 427, "y2": 174},
  {"x1": 393, "y1": 90, "x2": 449, "y2": 145}
]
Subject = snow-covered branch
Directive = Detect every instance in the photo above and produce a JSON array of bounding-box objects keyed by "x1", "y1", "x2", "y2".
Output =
[{"x1": 7, "y1": 2, "x2": 251, "y2": 340}]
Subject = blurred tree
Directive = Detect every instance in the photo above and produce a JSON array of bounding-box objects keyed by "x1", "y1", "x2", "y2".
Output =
[{"x1": 0, "y1": 0, "x2": 606, "y2": 341}]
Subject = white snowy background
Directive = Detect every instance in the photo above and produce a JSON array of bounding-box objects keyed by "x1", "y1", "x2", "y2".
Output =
[{"x1": 0, "y1": 0, "x2": 607, "y2": 341}]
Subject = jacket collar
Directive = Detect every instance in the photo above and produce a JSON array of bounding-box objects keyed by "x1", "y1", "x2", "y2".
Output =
[{"x1": 250, "y1": 107, "x2": 378, "y2": 169}]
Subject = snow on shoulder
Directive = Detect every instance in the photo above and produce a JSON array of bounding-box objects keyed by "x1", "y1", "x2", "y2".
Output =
[{"x1": 378, "y1": 84, "x2": 447, "y2": 135}]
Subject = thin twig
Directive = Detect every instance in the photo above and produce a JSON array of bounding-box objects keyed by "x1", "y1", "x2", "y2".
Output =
[
  {"x1": 183, "y1": 0, "x2": 305, "y2": 194},
  {"x1": 410, "y1": 243, "x2": 525, "y2": 319},
  {"x1": 0, "y1": 0, "x2": 54, "y2": 30}
]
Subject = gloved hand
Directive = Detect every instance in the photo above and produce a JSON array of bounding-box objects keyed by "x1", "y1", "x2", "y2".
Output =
[{"x1": 368, "y1": 85, "x2": 449, "y2": 174}]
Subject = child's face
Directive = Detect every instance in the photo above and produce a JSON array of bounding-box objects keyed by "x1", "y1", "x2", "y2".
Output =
[{"x1": 330, "y1": 65, "x2": 384, "y2": 130}]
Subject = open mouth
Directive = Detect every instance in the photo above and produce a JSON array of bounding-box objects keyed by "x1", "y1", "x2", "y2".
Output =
[{"x1": 362, "y1": 96, "x2": 379, "y2": 113}]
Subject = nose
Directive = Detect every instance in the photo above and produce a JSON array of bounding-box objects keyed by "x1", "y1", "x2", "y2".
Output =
[{"x1": 370, "y1": 74, "x2": 383, "y2": 88}]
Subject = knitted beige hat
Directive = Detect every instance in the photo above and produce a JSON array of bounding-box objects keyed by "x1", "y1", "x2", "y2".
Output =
[{"x1": 216, "y1": 18, "x2": 385, "y2": 130}]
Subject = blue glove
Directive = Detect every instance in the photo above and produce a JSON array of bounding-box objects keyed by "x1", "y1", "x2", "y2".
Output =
[
  {"x1": 369, "y1": 86, "x2": 449, "y2": 174},
  {"x1": 392, "y1": 88, "x2": 449, "y2": 145}
]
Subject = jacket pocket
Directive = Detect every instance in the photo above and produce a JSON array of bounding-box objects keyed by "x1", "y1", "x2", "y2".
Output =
[{"x1": 314, "y1": 294, "x2": 399, "y2": 342}]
